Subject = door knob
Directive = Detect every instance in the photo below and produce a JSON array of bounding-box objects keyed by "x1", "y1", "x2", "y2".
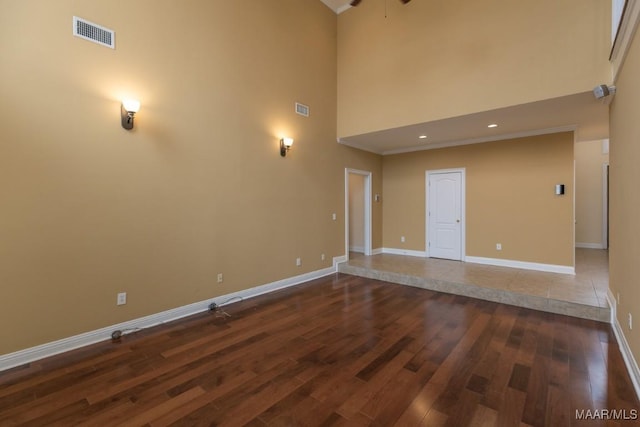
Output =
[{"x1": 456, "y1": 219, "x2": 460, "y2": 223}]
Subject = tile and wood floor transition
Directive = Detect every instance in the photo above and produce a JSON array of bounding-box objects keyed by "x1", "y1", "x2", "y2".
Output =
[
  {"x1": 1, "y1": 252, "x2": 639, "y2": 426},
  {"x1": 341, "y1": 249, "x2": 611, "y2": 322}
]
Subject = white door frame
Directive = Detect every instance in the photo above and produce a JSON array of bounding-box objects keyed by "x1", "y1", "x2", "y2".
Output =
[
  {"x1": 345, "y1": 169, "x2": 372, "y2": 259},
  {"x1": 425, "y1": 168, "x2": 466, "y2": 260},
  {"x1": 602, "y1": 162, "x2": 609, "y2": 249},
  {"x1": 572, "y1": 159, "x2": 578, "y2": 269}
]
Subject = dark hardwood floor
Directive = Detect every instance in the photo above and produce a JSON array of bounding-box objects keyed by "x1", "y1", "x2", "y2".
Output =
[{"x1": 0, "y1": 274, "x2": 638, "y2": 426}]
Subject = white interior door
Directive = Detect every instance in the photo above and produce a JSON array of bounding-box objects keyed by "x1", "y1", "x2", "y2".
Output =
[{"x1": 427, "y1": 171, "x2": 464, "y2": 260}]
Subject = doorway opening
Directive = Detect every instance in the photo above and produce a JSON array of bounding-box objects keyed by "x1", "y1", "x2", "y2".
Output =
[{"x1": 345, "y1": 169, "x2": 372, "y2": 260}]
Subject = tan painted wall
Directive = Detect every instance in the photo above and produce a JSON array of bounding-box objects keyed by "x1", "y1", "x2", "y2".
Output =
[
  {"x1": 609, "y1": 19, "x2": 640, "y2": 366},
  {"x1": 383, "y1": 133, "x2": 575, "y2": 266},
  {"x1": 337, "y1": 0, "x2": 611, "y2": 137},
  {"x1": 575, "y1": 140, "x2": 609, "y2": 247},
  {"x1": 0, "y1": 0, "x2": 383, "y2": 355}
]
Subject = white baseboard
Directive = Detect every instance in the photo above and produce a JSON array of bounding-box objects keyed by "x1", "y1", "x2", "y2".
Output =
[
  {"x1": 0, "y1": 261, "x2": 341, "y2": 373},
  {"x1": 576, "y1": 242, "x2": 605, "y2": 249},
  {"x1": 349, "y1": 246, "x2": 364, "y2": 253},
  {"x1": 373, "y1": 250, "x2": 573, "y2": 276},
  {"x1": 608, "y1": 288, "x2": 617, "y2": 324},
  {"x1": 371, "y1": 248, "x2": 383, "y2": 255},
  {"x1": 333, "y1": 255, "x2": 347, "y2": 267},
  {"x1": 382, "y1": 248, "x2": 427, "y2": 258},
  {"x1": 607, "y1": 290, "x2": 640, "y2": 400},
  {"x1": 465, "y1": 256, "x2": 575, "y2": 275}
]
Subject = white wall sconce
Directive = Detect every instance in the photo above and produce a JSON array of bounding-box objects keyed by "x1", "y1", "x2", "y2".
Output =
[
  {"x1": 280, "y1": 137, "x2": 294, "y2": 157},
  {"x1": 121, "y1": 99, "x2": 140, "y2": 130}
]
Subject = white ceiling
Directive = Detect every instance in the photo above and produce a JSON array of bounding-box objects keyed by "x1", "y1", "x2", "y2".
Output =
[
  {"x1": 320, "y1": 1, "x2": 610, "y2": 155},
  {"x1": 320, "y1": 0, "x2": 351, "y2": 13}
]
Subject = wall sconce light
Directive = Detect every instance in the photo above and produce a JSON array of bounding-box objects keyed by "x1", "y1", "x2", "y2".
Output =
[
  {"x1": 280, "y1": 137, "x2": 294, "y2": 157},
  {"x1": 121, "y1": 99, "x2": 140, "y2": 130}
]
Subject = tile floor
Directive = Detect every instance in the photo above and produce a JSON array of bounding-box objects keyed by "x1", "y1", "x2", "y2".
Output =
[{"x1": 339, "y1": 248, "x2": 610, "y2": 322}]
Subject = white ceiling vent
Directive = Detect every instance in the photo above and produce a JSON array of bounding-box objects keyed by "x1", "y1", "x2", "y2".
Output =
[
  {"x1": 73, "y1": 16, "x2": 115, "y2": 49},
  {"x1": 295, "y1": 102, "x2": 310, "y2": 117}
]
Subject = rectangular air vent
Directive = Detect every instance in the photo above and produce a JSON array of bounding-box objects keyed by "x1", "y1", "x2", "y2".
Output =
[
  {"x1": 73, "y1": 16, "x2": 115, "y2": 49},
  {"x1": 295, "y1": 102, "x2": 310, "y2": 117}
]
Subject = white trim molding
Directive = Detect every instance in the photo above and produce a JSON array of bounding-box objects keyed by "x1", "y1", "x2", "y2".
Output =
[
  {"x1": 345, "y1": 168, "x2": 373, "y2": 258},
  {"x1": 381, "y1": 126, "x2": 577, "y2": 156},
  {"x1": 609, "y1": 288, "x2": 617, "y2": 324},
  {"x1": 382, "y1": 248, "x2": 428, "y2": 258},
  {"x1": 602, "y1": 162, "x2": 610, "y2": 250},
  {"x1": 333, "y1": 255, "x2": 348, "y2": 268},
  {"x1": 612, "y1": 0, "x2": 640, "y2": 81},
  {"x1": 607, "y1": 289, "x2": 640, "y2": 400},
  {"x1": 371, "y1": 248, "x2": 383, "y2": 255},
  {"x1": 337, "y1": 137, "x2": 380, "y2": 155},
  {"x1": 0, "y1": 261, "x2": 342, "y2": 373},
  {"x1": 465, "y1": 256, "x2": 575, "y2": 275},
  {"x1": 339, "y1": 127, "x2": 579, "y2": 157},
  {"x1": 576, "y1": 242, "x2": 606, "y2": 249}
]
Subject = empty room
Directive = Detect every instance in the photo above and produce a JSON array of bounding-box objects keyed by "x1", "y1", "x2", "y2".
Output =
[{"x1": 1, "y1": 0, "x2": 640, "y2": 425}]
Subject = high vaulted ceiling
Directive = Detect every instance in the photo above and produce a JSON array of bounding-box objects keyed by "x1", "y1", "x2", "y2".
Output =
[{"x1": 321, "y1": 1, "x2": 610, "y2": 154}]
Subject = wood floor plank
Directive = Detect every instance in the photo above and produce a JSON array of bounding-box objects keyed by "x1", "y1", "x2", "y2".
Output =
[
  {"x1": 547, "y1": 384, "x2": 571, "y2": 427},
  {"x1": 0, "y1": 363, "x2": 134, "y2": 424},
  {"x1": 422, "y1": 408, "x2": 449, "y2": 427},
  {"x1": 393, "y1": 376, "x2": 447, "y2": 426},
  {"x1": 114, "y1": 386, "x2": 205, "y2": 427},
  {"x1": 363, "y1": 360, "x2": 438, "y2": 426},
  {"x1": 496, "y1": 387, "x2": 527, "y2": 427},
  {"x1": 19, "y1": 398, "x2": 90, "y2": 427},
  {"x1": 336, "y1": 349, "x2": 414, "y2": 419},
  {"x1": 469, "y1": 403, "x2": 499, "y2": 427},
  {"x1": 148, "y1": 371, "x2": 257, "y2": 427},
  {"x1": 521, "y1": 353, "x2": 550, "y2": 426},
  {"x1": 272, "y1": 377, "x2": 365, "y2": 426},
  {"x1": 0, "y1": 273, "x2": 638, "y2": 426},
  {"x1": 0, "y1": 346, "x2": 131, "y2": 397}
]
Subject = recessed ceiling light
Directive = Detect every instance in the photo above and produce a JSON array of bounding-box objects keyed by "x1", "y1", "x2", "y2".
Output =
[
  {"x1": 488, "y1": 124, "x2": 498, "y2": 128},
  {"x1": 419, "y1": 135, "x2": 427, "y2": 139}
]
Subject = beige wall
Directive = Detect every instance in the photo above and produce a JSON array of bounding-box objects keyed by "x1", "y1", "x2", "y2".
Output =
[
  {"x1": 0, "y1": 0, "x2": 383, "y2": 355},
  {"x1": 348, "y1": 173, "x2": 365, "y2": 251},
  {"x1": 609, "y1": 18, "x2": 640, "y2": 367},
  {"x1": 337, "y1": 0, "x2": 611, "y2": 137},
  {"x1": 383, "y1": 133, "x2": 575, "y2": 266},
  {"x1": 575, "y1": 140, "x2": 609, "y2": 247}
]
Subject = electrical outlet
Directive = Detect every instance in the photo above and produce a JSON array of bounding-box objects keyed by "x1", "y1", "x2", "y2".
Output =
[
  {"x1": 217, "y1": 273, "x2": 223, "y2": 283},
  {"x1": 496, "y1": 243, "x2": 502, "y2": 251},
  {"x1": 617, "y1": 292, "x2": 620, "y2": 305},
  {"x1": 629, "y1": 313, "x2": 633, "y2": 330},
  {"x1": 296, "y1": 257, "x2": 301, "y2": 266},
  {"x1": 321, "y1": 253, "x2": 325, "y2": 261},
  {"x1": 117, "y1": 292, "x2": 127, "y2": 306},
  {"x1": 332, "y1": 213, "x2": 336, "y2": 221},
  {"x1": 401, "y1": 236, "x2": 406, "y2": 243}
]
